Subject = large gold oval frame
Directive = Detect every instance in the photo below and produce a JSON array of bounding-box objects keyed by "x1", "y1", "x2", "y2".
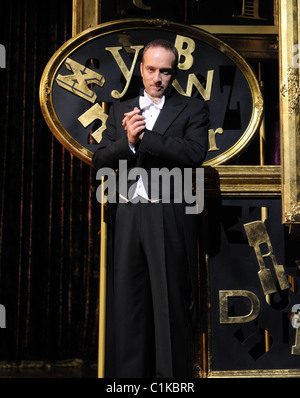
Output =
[{"x1": 40, "y1": 18, "x2": 263, "y2": 167}]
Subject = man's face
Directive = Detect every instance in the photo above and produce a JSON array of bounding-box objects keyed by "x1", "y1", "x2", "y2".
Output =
[{"x1": 140, "y1": 46, "x2": 175, "y2": 99}]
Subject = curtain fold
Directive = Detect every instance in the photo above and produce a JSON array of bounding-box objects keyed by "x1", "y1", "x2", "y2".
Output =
[{"x1": 0, "y1": 0, "x2": 100, "y2": 366}]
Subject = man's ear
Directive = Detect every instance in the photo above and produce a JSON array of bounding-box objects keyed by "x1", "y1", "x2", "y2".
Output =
[{"x1": 140, "y1": 62, "x2": 143, "y2": 77}]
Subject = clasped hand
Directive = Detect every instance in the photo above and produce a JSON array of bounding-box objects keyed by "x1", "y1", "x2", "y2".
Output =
[{"x1": 122, "y1": 107, "x2": 146, "y2": 145}]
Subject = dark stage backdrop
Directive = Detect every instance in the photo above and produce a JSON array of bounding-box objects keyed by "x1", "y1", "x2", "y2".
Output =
[{"x1": 0, "y1": 1, "x2": 100, "y2": 368}]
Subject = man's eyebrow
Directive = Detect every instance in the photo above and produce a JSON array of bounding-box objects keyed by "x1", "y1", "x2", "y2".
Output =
[{"x1": 145, "y1": 65, "x2": 173, "y2": 71}]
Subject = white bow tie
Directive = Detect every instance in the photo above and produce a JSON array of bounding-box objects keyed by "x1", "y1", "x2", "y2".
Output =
[{"x1": 139, "y1": 95, "x2": 165, "y2": 110}]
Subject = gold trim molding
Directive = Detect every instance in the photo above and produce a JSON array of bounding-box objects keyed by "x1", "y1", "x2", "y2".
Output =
[
  {"x1": 280, "y1": 65, "x2": 300, "y2": 115},
  {"x1": 207, "y1": 369, "x2": 300, "y2": 378},
  {"x1": 279, "y1": 0, "x2": 300, "y2": 224},
  {"x1": 205, "y1": 165, "x2": 281, "y2": 197},
  {"x1": 195, "y1": 25, "x2": 279, "y2": 35}
]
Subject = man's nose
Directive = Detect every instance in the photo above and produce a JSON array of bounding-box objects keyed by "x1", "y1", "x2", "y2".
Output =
[{"x1": 153, "y1": 71, "x2": 161, "y2": 82}]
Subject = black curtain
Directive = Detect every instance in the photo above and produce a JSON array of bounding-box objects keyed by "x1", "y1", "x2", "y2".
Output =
[{"x1": 0, "y1": 1, "x2": 100, "y2": 368}]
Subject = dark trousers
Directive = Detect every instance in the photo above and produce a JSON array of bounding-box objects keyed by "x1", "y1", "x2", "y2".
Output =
[{"x1": 113, "y1": 200, "x2": 192, "y2": 378}]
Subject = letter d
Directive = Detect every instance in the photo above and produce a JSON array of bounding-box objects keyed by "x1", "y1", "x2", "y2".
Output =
[{"x1": 219, "y1": 290, "x2": 260, "y2": 324}]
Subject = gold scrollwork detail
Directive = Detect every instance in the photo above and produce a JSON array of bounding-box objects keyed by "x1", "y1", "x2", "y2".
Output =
[
  {"x1": 285, "y1": 201, "x2": 300, "y2": 223},
  {"x1": 146, "y1": 19, "x2": 171, "y2": 28},
  {"x1": 42, "y1": 77, "x2": 51, "y2": 105},
  {"x1": 280, "y1": 66, "x2": 300, "y2": 115},
  {"x1": 254, "y1": 94, "x2": 263, "y2": 112}
]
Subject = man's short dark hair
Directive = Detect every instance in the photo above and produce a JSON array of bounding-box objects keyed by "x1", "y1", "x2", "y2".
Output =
[{"x1": 142, "y1": 39, "x2": 178, "y2": 73}]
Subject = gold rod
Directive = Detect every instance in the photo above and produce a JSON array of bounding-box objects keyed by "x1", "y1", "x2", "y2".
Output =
[
  {"x1": 258, "y1": 60, "x2": 270, "y2": 351},
  {"x1": 98, "y1": 177, "x2": 107, "y2": 378},
  {"x1": 202, "y1": 332, "x2": 206, "y2": 378},
  {"x1": 261, "y1": 204, "x2": 270, "y2": 353},
  {"x1": 258, "y1": 62, "x2": 266, "y2": 166}
]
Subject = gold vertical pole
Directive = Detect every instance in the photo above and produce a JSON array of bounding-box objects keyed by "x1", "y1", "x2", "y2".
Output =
[
  {"x1": 258, "y1": 62, "x2": 266, "y2": 167},
  {"x1": 98, "y1": 177, "x2": 107, "y2": 378},
  {"x1": 71, "y1": 0, "x2": 106, "y2": 379},
  {"x1": 258, "y1": 61, "x2": 271, "y2": 352},
  {"x1": 72, "y1": 0, "x2": 99, "y2": 36},
  {"x1": 258, "y1": 63, "x2": 272, "y2": 352}
]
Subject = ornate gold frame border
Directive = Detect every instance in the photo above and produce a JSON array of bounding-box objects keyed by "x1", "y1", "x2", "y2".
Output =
[{"x1": 40, "y1": 18, "x2": 263, "y2": 168}]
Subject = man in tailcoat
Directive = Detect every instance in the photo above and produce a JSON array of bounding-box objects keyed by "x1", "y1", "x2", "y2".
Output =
[{"x1": 93, "y1": 39, "x2": 209, "y2": 378}]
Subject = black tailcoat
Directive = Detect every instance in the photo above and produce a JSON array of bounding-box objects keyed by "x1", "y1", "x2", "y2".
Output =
[{"x1": 93, "y1": 91, "x2": 209, "y2": 377}]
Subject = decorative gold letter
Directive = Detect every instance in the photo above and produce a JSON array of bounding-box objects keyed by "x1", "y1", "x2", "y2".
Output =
[
  {"x1": 244, "y1": 221, "x2": 290, "y2": 296},
  {"x1": 292, "y1": 328, "x2": 300, "y2": 355},
  {"x1": 133, "y1": 0, "x2": 152, "y2": 10},
  {"x1": 172, "y1": 70, "x2": 214, "y2": 100},
  {"x1": 56, "y1": 58, "x2": 105, "y2": 103},
  {"x1": 208, "y1": 128, "x2": 223, "y2": 151},
  {"x1": 219, "y1": 290, "x2": 260, "y2": 324},
  {"x1": 105, "y1": 45, "x2": 144, "y2": 99},
  {"x1": 174, "y1": 35, "x2": 196, "y2": 71},
  {"x1": 233, "y1": 0, "x2": 267, "y2": 21},
  {"x1": 78, "y1": 103, "x2": 108, "y2": 143}
]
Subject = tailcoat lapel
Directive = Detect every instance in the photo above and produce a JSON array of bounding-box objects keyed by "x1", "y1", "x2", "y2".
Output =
[
  {"x1": 121, "y1": 92, "x2": 187, "y2": 135},
  {"x1": 122, "y1": 97, "x2": 140, "y2": 113},
  {"x1": 152, "y1": 92, "x2": 187, "y2": 135}
]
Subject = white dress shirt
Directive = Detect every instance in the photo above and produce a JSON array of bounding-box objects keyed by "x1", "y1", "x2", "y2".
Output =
[{"x1": 128, "y1": 91, "x2": 165, "y2": 202}]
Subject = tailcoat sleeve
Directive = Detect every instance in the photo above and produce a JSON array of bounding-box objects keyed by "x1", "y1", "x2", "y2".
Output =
[{"x1": 92, "y1": 102, "x2": 136, "y2": 171}]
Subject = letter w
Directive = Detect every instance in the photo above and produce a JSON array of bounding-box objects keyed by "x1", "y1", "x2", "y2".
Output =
[{"x1": 172, "y1": 70, "x2": 214, "y2": 101}]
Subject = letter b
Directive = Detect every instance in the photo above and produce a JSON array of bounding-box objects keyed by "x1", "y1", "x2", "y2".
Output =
[{"x1": 174, "y1": 35, "x2": 195, "y2": 70}]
